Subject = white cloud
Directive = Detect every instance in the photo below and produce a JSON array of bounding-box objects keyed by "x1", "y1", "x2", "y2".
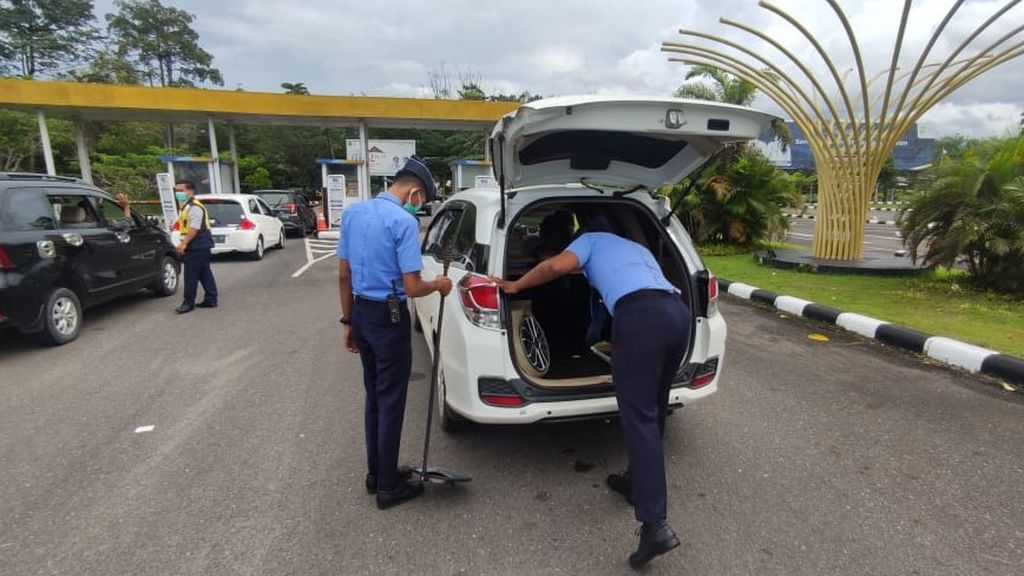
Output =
[{"x1": 89, "y1": 0, "x2": 1024, "y2": 137}]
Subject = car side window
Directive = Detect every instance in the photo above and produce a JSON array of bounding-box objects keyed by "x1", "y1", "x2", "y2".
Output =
[
  {"x1": 49, "y1": 194, "x2": 102, "y2": 229},
  {"x1": 2, "y1": 188, "x2": 57, "y2": 231},
  {"x1": 95, "y1": 195, "x2": 134, "y2": 227},
  {"x1": 248, "y1": 199, "x2": 263, "y2": 215},
  {"x1": 423, "y1": 209, "x2": 459, "y2": 260},
  {"x1": 256, "y1": 198, "x2": 273, "y2": 215}
]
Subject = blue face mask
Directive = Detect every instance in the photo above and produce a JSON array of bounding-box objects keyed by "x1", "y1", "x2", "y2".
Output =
[{"x1": 174, "y1": 191, "x2": 188, "y2": 203}]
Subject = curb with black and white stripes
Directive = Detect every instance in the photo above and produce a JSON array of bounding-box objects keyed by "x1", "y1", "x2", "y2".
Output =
[
  {"x1": 719, "y1": 279, "x2": 1024, "y2": 387},
  {"x1": 788, "y1": 214, "x2": 900, "y2": 225}
]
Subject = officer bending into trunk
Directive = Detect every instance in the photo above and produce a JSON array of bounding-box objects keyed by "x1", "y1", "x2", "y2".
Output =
[
  {"x1": 493, "y1": 215, "x2": 691, "y2": 569},
  {"x1": 337, "y1": 156, "x2": 453, "y2": 510}
]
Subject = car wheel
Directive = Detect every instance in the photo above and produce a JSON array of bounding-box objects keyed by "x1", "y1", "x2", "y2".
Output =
[
  {"x1": 250, "y1": 236, "x2": 265, "y2": 260},
  {"x1": 150, "y1": 255, "x2": 179, "y2": 297},
  {"x1": 520, "y1": 314, "x2": 551, "y2": 375},
  {"x1": 276, "y1": 229, "x2": 285, "y2": 250},
  {"x1": 437, "y1": 368, "x2": 467, "y2": 433},
  {"x1": 40, "y1": 287, "x2": 82, "y2": 345}
]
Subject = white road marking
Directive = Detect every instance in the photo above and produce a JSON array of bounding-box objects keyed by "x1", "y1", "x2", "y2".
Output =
[
  {"x1": 292, "y1": 251, "x2": 335, "y2": 278},
  {"x1": 134, "y1": 425, "x2": 155, "y2": 434}
]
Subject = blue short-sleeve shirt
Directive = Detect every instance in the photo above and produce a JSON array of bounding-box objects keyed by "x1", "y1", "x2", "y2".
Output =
[
  {"x1": 337, "y1": 192, "x2": 422, "y2": 301},
  {"x1": 566, "y1": 232, "x2": 679, "y2": 313}
]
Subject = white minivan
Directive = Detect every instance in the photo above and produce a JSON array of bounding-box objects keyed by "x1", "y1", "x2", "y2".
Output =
[{"x1": 412, "y1": 96, "x2": 775, "y2": 430}]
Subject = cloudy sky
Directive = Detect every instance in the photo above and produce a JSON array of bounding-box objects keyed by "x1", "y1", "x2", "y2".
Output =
[{"x1": 91, "y1": 0, "x2": 1023, "y2": 137}]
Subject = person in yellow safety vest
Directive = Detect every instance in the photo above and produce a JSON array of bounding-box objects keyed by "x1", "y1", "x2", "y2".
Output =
[{"x1": 173, "y1": 180, "x2": 218, "y2": 314}]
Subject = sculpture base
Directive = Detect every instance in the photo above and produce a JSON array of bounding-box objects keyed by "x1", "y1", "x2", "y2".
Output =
[{"x1": 756, "y1": 249, "x2": 932, "y2": 276}]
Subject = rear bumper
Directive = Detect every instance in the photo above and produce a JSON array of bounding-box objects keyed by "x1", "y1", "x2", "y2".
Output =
[{"x1": 210, "y1": 230, "x2": 259, "y2": 254}]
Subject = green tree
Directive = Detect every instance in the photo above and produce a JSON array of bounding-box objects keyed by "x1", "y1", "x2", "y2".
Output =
[
  {"x1": 457, "y1": 82, "x2": 486, "y2": 100},
  {"x1": 280, "y1": 82, "x2": 309, "y2": 95},
  {"x1": 106, "y1": 0, "x2": 223, "y2": 87},
  {"x1": 0, "y1": 0, "x2": 98, "y2": 77},
  {"x1": 66, "y1": 48, "x2": 143, "y2": 84},
  {"x1": 672, "y1": 149, "x2": 796, "y2": 245},
  {"x1": 901, "y1": 136, "x2": 1024, "y2": 293}
]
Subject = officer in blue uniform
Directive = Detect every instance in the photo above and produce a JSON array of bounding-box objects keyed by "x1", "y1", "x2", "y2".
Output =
[
  {"x1": 337, "y1": 156, "x2": 453, "y2": 510},
  {"x1": 493, "y1": 214, "x2": 691, "y2": 569},
  {"x1": 174, "y1": 180, "x2": 218, "y2": 314}
]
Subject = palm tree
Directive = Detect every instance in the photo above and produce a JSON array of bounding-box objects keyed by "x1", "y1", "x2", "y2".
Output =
[
  {"x1": 668, "y1": 64, "x2": 796, "y2": 246},
  {"x1": 281, "y1": 82, "x2": 309, "y2": 95},
  {"x1": 900, "y1": 136, "x2": 1024, "y2": 293}
]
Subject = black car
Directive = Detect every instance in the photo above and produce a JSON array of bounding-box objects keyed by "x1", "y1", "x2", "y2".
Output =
[
  {"x1": 0, "y1": 173, "x2": 180, "y2": 345},
  {"x1": 251, "y1": 190, "x2": 317, "y2": 237}
]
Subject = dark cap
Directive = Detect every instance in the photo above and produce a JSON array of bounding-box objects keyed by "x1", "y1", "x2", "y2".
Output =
[{"x1": 395, "y1": 155, "x2": 438, "y2": 202}]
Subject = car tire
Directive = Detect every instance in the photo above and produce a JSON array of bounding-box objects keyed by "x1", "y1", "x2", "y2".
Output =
[
  {"x1": 250, "y1": 236, "x2": 265, "y2": 260},
  {"x1": 40, "y1": 287, "x2": 82, "y2": 346},
  {"x1": 437, "y1": 369, "x2": 467, "y2": 433},
  {"x1": 276, "y1": 229, "x2": 285, "y2": 250},
  {"x1": 149, "y1": 255, "x2": 179, "y2": 297}
]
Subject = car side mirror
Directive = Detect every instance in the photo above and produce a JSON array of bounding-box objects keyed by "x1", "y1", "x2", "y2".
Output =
[{"x1": 109, "y1": 219, "x2": 133, "y2": 232}]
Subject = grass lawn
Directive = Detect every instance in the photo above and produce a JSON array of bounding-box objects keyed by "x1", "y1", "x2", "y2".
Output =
[{"x1": 703, "y1": 251, "x2": 1024, "y2": 358}]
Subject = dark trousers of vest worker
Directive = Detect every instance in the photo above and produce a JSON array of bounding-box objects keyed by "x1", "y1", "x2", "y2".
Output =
[
  {"x1": 612, "y1": 290, "x2": 691, "y2": 523},
  {"x1": 352, "y1": 296, "x2": 413, "y2": 492},
  {"x1": 182, "y1": 248, "x2": 218, "y2": 306}
]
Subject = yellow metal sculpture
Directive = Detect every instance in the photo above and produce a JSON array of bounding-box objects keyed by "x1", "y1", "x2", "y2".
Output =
[{"x1": 662, "y1": 0, "x2": 1024, "y2": 260}]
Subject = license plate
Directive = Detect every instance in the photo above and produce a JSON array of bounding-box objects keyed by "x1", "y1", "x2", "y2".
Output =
[{"x1": 213, "y1": 235, "x2": 225, "y2": 243}]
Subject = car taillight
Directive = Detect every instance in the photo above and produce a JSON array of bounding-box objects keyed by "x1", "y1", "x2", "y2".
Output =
[
  {"x1": 706, "y1": 272, "x2": 719, "y2": 317},
  {"x1": 239, "y1": 219, "x2": 256, "y2": 230},
  {"x1": 690, "y1": 358, "x2": 719, "y2": 389},
  {"x1": 0, "y1": 246, "x2": 14, "y2": 269},
  {"x1": 459, "y1": 273, "x2": 500, "y2": 329},
  {"x1": 282, "y1": 203, "x2": 297, "y2": 214}
]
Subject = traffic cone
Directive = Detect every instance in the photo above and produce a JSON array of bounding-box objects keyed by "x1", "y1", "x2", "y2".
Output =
[{"x1": 316, "y1": 209, "x2": 327, "y2": 232}]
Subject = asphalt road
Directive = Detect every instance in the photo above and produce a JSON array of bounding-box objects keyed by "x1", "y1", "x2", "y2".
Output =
[
  {"x1": 786, "y1": 217, "x2": 906, "y2": 256},
  {"x1": 2, "y1": 238, "x2": 1022, "y2": 576}
]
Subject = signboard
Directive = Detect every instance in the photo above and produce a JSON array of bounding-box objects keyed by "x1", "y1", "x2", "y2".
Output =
[
  {"x1": 754, "y1": 122, "x2": 936, "y2": 171},
  {"x1": 326, "y1": 174, "x2": 346, "y2": 227},
  {"x1": 346, "y1": 139, "x2": 417, "y2": 176},
  {"x1": 474, "y1": 175, "x2": 496, "y2": 188},
  {"x1": 155, "y1": 173, "x2": 178, "y2": 231}
]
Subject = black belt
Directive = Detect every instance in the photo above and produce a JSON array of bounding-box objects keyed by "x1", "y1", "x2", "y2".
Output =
[
  {"x1": 615, "y1": 289, "x2": 678, "y2": 312},
  {"x1": 354, "y1": 295, "x2": 407, "y2": 305}
]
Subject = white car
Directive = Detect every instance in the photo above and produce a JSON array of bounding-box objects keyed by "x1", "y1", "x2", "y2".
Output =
[
  {"x1": 412, "y1": 96, "x2": 774, "y2": 430},
  {"x1": 173, "y1": 194, "x2": 285, "y2": 259}
]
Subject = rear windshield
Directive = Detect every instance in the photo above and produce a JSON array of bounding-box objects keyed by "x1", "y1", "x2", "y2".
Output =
[
  {"x1": 519, "y1": 130, "x2": 688, "y2": 170},
  {"x1": 253, "y1": 192, "x2": 290, "y2": 206},
  {"x1": 202, "y1": 199, "x2": 244, "y2": 226}
]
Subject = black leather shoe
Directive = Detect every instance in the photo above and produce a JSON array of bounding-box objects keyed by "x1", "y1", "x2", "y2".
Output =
[
  {"x1": 606, "y1": 470, "x2": 634, "y2": 505},
  {"x1": 628, "y1": 521, "x2": 680, "y2": 569},
  {"x1": 375, "y1": 479, "x2": 424, "y2": 510},
  {"x1": 196, "y1": 301, "x2": 218, "y2": 308},
  {"x1": 175, "y1": 303, "x2": 195, "y2": 314},
  {"x1": 365, "y1": 466, "x2": 414, "y2": 494}
]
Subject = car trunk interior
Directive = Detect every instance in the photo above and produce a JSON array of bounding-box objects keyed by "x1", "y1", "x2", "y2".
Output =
[{"x1": 504, "y1": 198, "x2": 693, "y2": 390}]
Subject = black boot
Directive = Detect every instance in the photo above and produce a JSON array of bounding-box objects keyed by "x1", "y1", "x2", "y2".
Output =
[
  {"x1": 365, "y1": 466, "x2": 414, "y2": 494},
  {"x1": 628, "y1": 520, "x2": 680, "y2": 569},
  {"x1": 606, "y1": 470, "x2": 634, "y2": 505},
  {"x1": 376, "y1": 479, "x2": 424, "y2": 510},
  {"x1": 175, "y1": 303, "x2": 195, "y2": 314}
]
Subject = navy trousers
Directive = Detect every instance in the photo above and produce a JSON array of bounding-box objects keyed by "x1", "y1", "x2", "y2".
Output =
[
  {"x1": 351, "y1": 297, "x2": 413, "y2": 491},
  {"x1": 612, "y1": 291, "x2": 691, "y2": 523},
  {"x1": 182, "y1": 248, "x2": 218, "y2": 306}
]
